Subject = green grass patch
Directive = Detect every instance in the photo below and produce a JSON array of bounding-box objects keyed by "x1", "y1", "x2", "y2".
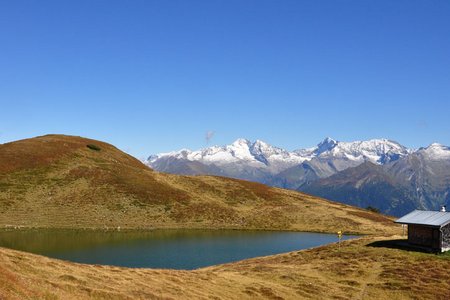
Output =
[{"x1": 87, "y1": 144, "x2": 101, "y2": 151}]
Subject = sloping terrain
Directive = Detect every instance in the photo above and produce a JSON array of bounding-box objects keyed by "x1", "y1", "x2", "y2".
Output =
[
  {"x1": 0, "y1": 235, "x2": 449, "y2": 299},
  {"x1": 302, "y1": 148, "x2": 450, "y2": 217},
  {"x1": 302, "y1": 162, "x2": 418, "y2": 216},
  {"x1": 0, "y1": 134, "x2": 397, "y2": 235}
]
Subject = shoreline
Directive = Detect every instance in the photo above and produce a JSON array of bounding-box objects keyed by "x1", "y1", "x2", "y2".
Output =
[{"x1": 1, "y1": 234, "x2": 448, "y2": 299}]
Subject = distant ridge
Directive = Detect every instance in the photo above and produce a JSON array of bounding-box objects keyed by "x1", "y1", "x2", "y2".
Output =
[
  {"x1": 147, "y1": 138, "x2": 450, "y2": 216},
  {"x1": 146, "y1": 137, "x2": 411, "y2": 179}
]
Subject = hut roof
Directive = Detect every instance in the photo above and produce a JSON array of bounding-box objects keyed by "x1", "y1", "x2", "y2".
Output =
[{"x1": 395, "y1": 210, "x2": 450, "y2": 227}]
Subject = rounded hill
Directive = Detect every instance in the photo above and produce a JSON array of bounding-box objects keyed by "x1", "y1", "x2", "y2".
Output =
[{"x1": 0, "y1": 134, "x2": 398, "y2": 234}]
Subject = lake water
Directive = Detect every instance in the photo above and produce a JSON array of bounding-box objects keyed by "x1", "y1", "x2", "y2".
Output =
[{"x1": 0, "y1": 229, "x2": 357, "y2": 269}]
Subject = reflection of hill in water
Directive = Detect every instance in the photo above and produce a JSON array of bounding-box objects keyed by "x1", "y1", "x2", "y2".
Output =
[
  {"x1": 0, "y1": 229, "x2": 287, "y2": 255},
  {"x1": 0, "y1": 229, "x2": 359, "y2": 269}
]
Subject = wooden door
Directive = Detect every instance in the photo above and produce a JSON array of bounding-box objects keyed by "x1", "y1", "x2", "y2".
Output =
[{"x1": 432, "y1": 228, "x2": 440, "y2": 250}]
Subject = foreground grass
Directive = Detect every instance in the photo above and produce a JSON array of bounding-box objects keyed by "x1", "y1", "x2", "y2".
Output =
[{"x1": 1, "y1": 235, "x2": 449, "y2": 300}]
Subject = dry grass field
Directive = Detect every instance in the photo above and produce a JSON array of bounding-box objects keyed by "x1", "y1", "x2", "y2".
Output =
[{"x1": 0, "y1": 235, "x2": 449, "y2": 300}]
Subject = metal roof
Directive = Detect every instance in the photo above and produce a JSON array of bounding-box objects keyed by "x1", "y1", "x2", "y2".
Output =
[{"x1": 395, "y1": 210, "x2": 450, "y2": 227}]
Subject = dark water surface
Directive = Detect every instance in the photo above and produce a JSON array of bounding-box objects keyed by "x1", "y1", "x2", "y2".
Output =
[{"x1": 0, "y1": 229, "x2": 357, "y2": 269}]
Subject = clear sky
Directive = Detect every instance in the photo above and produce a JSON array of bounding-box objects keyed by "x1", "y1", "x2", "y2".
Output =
[{"x1": 1, "y1": 0, "x2": 449, "y2": 158}]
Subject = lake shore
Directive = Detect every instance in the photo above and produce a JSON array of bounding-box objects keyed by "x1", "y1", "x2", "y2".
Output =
[
  {"x1": 1, "y1": 234, "x2": 449, "y2": 299},
  {"x1": 0, "y1": 228, "x2": 359, "y2": 269}
]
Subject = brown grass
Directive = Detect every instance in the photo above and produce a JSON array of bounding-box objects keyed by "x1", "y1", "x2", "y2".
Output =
[
  {"x1": 348, "y1": 210, "x2": 395, "y2": 226},
  {"x1": 0, "y1": 236, "x2": 449, "y2": 299}
]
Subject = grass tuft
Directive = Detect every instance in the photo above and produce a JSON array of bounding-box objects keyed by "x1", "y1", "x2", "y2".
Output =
[{"x1": 86, "y1": 144, "x2": 101, "y2": 151}]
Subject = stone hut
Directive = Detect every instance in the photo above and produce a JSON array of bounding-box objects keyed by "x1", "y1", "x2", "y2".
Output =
[{"x1": 395, "y1": 207, "x2": 450, "y2": 252}]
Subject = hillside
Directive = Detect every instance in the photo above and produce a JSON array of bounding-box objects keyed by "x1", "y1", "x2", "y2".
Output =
[
  {"x1": 1, "y1": 235, "x2": 449, "y2": 299},
  {"x1": 302, "y1": 162, "x2": 418, "y2": 216},
  {"x1": 302, "y1": 149, "x2": 450, "y2": 216},
  {"x1": 0, "y1": 134, "x2": 398, "y2": 234}
]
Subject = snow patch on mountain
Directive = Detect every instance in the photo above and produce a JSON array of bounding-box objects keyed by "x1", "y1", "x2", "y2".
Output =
[
  {"x1": 146, "y1": 139, "x2": 310, "y2": 173},
  {"x1": 417, "y1": 143, "x2": 450, "y2": 160},
  {"x1": 145, "y1": 137, "x2": 415, "y2": 176},
  {"x1": 314, "y1": 138, "x2": 410, "y2": 164}
]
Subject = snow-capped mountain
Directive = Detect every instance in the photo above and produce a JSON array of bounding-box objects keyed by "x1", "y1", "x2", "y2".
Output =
[
  {"x1": 146, "y1": 137, "x2": 410, "y2": 178},
  {"x1": 147, "y1": 138, "x2": 309, "y2": 175},
  {"x1": 309, "y1": 138, "x2": 410, "y2": 164},
  {"x1": 145, "y1": 138, "x2": 450, "y2": 216},
  {"x1": 304, "y1": 142, "x2": 450, "y2": 216},
  {"x1": 415, "y1": 143, "x2": 450, "y2": 161}
]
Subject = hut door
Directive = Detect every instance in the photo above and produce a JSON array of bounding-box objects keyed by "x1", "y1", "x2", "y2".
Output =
[{"x1": 432, "y1": 228, "x2": 440, "y2": 250}]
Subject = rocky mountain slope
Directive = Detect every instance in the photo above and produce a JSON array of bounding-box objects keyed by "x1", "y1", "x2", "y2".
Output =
[
  {"x1": 147, "y1": 138, "x2": 450, "y2": 216},
  {"x1": 146, "y1": 137, "x2": 410, "y2": 183},
  {"x1": 0, "y1": 134, "x2": 396, "y2": 234},
  {"x1": 303, "y1": 143, "x2": 450, "y2": 216}
]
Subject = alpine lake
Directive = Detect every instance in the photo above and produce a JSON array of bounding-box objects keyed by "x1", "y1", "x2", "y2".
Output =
[{"x1": 0, "y1": 229, "x2": 358, "y2": 270}]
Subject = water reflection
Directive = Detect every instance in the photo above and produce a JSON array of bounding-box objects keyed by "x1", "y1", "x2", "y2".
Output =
[{"x1": 0, "y1": 229, "x2": 357, "y2": 269}]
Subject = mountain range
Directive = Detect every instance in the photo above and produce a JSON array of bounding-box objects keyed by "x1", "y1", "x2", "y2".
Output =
[{"x1": 146, "y1": 138, "x2": 450, "y2": 216}]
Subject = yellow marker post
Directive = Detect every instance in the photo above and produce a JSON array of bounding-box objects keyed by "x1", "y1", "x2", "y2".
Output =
[{"x1": 337, "y1": 230, "x2": 343, "y2": 250}]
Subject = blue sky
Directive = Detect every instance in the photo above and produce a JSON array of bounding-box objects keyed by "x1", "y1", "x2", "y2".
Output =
[{"x1": 1, "y1": 0, "x2": 449, "y2": 158}]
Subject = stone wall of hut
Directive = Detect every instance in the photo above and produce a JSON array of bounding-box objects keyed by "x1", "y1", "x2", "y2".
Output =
[{"x1": 442, "y1": 223, "x2": 450, "y2": 251}]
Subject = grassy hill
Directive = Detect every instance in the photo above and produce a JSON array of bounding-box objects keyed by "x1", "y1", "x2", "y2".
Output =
[{"x1": 0, "y1": 134, "x2": 398, "y2": 234}]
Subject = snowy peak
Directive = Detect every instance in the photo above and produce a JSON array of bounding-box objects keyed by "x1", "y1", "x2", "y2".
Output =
[
  {"x1": 147, "y1": 148, "x2": 192, "y2": 162},
  {"x1": 231, "y1": 138, "x2": 251, "y2": 147},
  {"x1": 426, "y1": 143, "x2": 447, "y2": 149},
  {"x1": 146, "y1": 138, "x2": 450, "y2": 176},
  {"x1": 291, "y1": 138, "x2": 409, "y2": 164},
  {"x1": 323, "y1": 138, "x2": 410, "y2": 164},
  {"x1": 429, "y1": 142, "x2": 444, "y2": 147},
  {"x1": 417, "y1": 143, "x2": 450, "y2": 160},
  {"x1": 252, "y1": 139, "x2": 271, "y2": 151},
  {"x1": 146, "y1": 138, "x2": 309, "y2": 173},
  {"x1": 225, "y1": 139, "x2": 253, "y2": 160},
  {"x1": 249, "y1": 140, "x2": 275, "y2": 165},
  {"x1": 251, "y1": 140, "x2": 285, "y2": 157},
  {"x1": 147, "y1": 138, "x2": 412, "y2": 167},
  {"x1": 315, "y1": 137, "x2": 338, "y2": 154}
]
